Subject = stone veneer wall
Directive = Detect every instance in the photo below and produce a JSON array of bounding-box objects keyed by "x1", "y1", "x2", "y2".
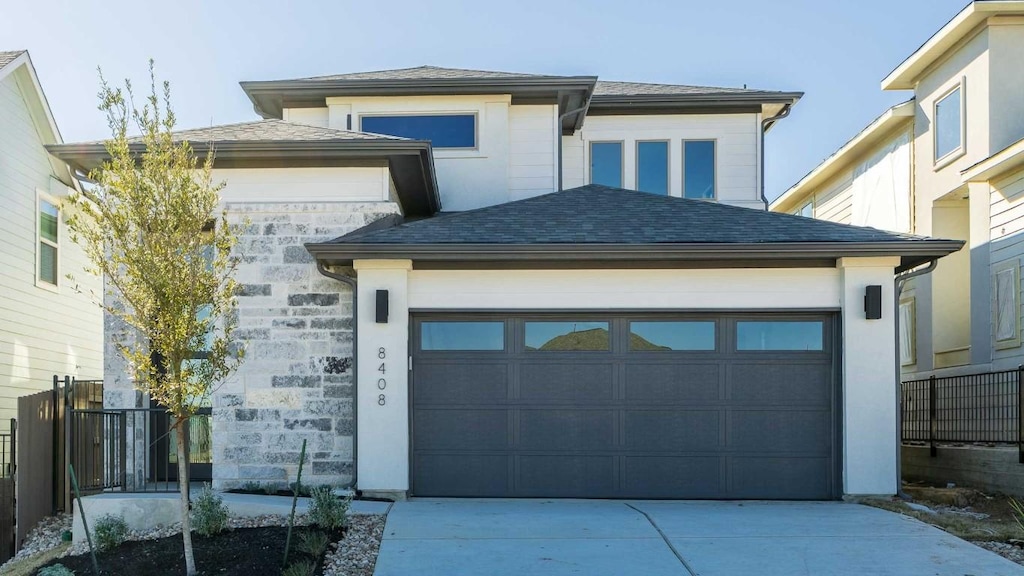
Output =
[{"x1": 103, "y1": 201, "x2": 401, "y2": 491}]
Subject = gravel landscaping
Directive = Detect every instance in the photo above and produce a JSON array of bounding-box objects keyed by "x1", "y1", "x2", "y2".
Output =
[{"x1": 1, "y1": 509, "x2": 388, "y2": 575}]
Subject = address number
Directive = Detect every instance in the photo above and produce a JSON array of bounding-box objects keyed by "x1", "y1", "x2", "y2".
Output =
[{"x1": 377, "y1": 347, "x2": 386, "y2": 406}]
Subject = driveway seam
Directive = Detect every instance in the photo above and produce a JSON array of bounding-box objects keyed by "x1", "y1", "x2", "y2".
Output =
[{"x1": 625, "y1": 503, "x2": 699, "y2": 576}]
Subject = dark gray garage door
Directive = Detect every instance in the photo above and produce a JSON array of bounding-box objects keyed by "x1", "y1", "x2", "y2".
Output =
[{"x1": 411, "y1": 313, "x2": 838, "y2": 499}]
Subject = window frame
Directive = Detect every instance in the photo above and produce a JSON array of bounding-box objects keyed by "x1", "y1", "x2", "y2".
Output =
[
  {"x1": 588, "y1": 140, "x2": 624, "y2": 188},
  {"x1": 734, "y1": 319, "x2": 826, "y2": 352},
  {"x1": 358, "y1": 112, "x2": 479, "y2": 150},
  {"x1": 994, "y1": 260, "x2": 1021, "y2": 350},
  {"x1": 523, "y1": 319, "x2": 612, "y2": 353},
  {"x1": 627, "y1": 319, "x2": 718, "y2": 352},
  {"x1": 798, "y1": 201, "x2": 814, "y2": 218},
  {"x1": 419, "y1": 320, "x2": 507, "y2": 352},
  {"x1": 682, "y1": 139, "x2": 718, "y2": 200},
  {"x1": 933, "y1": 79, "x2": 966, "y2": 167},
  {"x1": 635, "y1": 140, "x2": 671, "y2": 196},
  {"x1": 36, "y1": 189, "x2": 60, "y2": 291}
]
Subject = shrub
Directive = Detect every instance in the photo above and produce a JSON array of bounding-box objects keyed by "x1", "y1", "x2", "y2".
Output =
[
  {"x1": 239, "y1": 481, "x2": 261, "y2": 494},
  {"x1": 192, "y1": 483, "x2": 230, "y2": 537},
  {"x1": 282, "y1": 560, "x2": 316, "y2": 576},
  {"x1": 289, "y1": 481, "x2": 312, "y2": 497},
  {"x1": 296, "y1": 530, "x2": 330, "y2": 557},
  {"x1": 93, "y1": 514, "x2": 128, "y2": 552},
  {"x1": 38, "y1": 565, "x2": 75, "y2": 576},
  {"x1": 308, "y1": 486, "x2": 350, "y2": 531}
]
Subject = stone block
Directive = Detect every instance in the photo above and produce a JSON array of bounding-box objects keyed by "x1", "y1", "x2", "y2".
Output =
[
  {"x1": 272, "y1": 375, "x2": 321, "y2": 388},
  {"x1": 284, "y1": 418, "x2": 332, "y2": 431},
  {"x1": 288, "y1": 293, "x2": 340, "y2": 307}
]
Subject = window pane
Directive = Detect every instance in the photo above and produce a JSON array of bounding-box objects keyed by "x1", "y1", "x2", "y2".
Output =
[
  {"x1": 683, "y1": 140, "x2": 716, "y2": 199},
  {"x1": 525, "y1": 321, "x2": 609, "y2": 351},
  {"x1": 421, "y1": 321, "x2": 504, "y2": 351},
  {"x1": 360, "y1": 114, "x2": 476, "y2": 148},
  {"x1": 935, "y1": 87, "x2": 962, "y2": 160},
  {"x1": 737, "y1": 321, "x2": 823, "y2": 351},
  {"x1": 39, "y1": 242, "x2": 57, "y2": 285},
  {"x1": 799, "y1": 202, "x2": 813, "y2": 218},
  {"x1": 629, "y1": 321, "x2": 715, "y2": 351},
  {"x1": 590, "y1": 142, "x2": 622, "y2": 187},
  {"x1": 636, "y1": 141, "x2": 669, "y2": 195},
  {"x1": 39, "y1": 199, "x2": 58, "y2": 242}
]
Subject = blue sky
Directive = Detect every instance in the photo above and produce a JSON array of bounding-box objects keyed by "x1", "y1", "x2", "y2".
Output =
[{"x1": 2, "y1": 0, "x2": 968, "y2": 200}]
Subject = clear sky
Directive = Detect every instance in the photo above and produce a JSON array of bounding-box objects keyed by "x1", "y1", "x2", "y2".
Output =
[{"x1": 2, "y1": 0, "x2": 969, "y2": 201}]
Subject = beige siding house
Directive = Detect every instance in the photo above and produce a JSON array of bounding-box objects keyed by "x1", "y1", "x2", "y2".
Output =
[
  {"x1": 773, "y1": 1, "x2": 1024, "y2": 379},
  {"x1": 0, "y1": 51, "x2": 103, "y2": 434}
]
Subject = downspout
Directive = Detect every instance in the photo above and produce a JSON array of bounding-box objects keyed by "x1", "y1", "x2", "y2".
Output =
[
  {"x1": 760, "y1": 104, "x2": 793, "y2": 210},
  {"x1": 557, "y1": 90, "x2": 595, "y2": 192},
  {"x1": 316, "y1": 262, "x2": 359, "y2": 491},
  {"x1": 893, "y1": 258, "x2": 939, "y2": 499}
]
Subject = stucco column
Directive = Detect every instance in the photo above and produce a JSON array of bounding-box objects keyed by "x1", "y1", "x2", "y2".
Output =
[
  {"x1": 353, "y1": 259, "x2": 412, "y2": 498},
  {"x1": 968, "y1": 181, "x2": 992, "y2": 366},
  {"x1": 838, "y1": 257, "x2": 900, "y2": 496}
]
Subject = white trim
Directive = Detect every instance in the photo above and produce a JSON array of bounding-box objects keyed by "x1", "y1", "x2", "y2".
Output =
[
  {"x1": 35, "y1": 188, "x2": 60, "y2": 292},
  {"x1": 961, "y1": 136, "x2": 1024, "y2": 182}
]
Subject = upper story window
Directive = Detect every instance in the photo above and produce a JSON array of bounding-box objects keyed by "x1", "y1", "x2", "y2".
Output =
[
  {"x1": 636, "y1": 141, "x2": 669, "y2": 195},
  {"x1": 798, "y1": 201, "x2": 813, "y2": 218},
  {"x1": 360, "y1": 114, "x2": 476, "y2": 148},
  {"x1": 934, "y1": 83, "x2": 964, "y2": 163},
  {"x1": 683, "y1": 140, "x2": 716, "y2": 199},
  {"x1": 590, "y1": 141, "x2": 623, "y2": 187},
  {"x1": 38, "y1": 194, "x2": 59, "y2": 287}
]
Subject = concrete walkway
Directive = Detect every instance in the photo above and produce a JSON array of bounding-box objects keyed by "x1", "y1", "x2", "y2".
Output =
[{"x1": 373, "y1": 499, "x2": 1024, "y2": 576}]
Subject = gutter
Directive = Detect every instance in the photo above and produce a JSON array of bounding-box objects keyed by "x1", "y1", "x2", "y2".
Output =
[
  {"x1": 557, "y1": 90, "x2": 596, "y2": 191},
  {"x1": 760, "y1": 104, "x2": 793, "y2": 210},
  {"x1": 315, "y1": 262, "x2": 359, "y2": 491},
  {"x1": 893, "y1": 258, "x2": 940, "y2": 499}
]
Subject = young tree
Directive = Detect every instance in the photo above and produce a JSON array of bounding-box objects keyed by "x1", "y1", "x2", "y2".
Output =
[{"x1": 65, "y1": 61, "x2": 243, "y2": 576}]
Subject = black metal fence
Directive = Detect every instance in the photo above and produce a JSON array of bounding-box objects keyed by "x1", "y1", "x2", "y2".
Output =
[
  {"x1": 0, "y1": 422, "x2": 14, "y2": 479},
  {"x1": 901, "y1": 367, "x2": 1023, "y2": 462}
]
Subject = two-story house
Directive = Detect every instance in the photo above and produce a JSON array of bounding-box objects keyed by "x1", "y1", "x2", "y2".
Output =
[
  {"x1": 50, "y1": 65, "x2": 960, "y2": 501},
  {"x1": 0, "y1": 51, "x2": 102, "y2": 449}
]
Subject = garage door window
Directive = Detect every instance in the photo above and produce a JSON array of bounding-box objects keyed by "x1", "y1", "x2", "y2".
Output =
[
  {"x1": 525, "y1": 321, "x2": 609, "y2": 351},
  {"x1": 629, "y1": 321, "x2": 716, "y2": 351},
  {"x1": 421, "y1": 321, "x2": 504, "y2": 351},
  {"x1": 736, "y1": 321, "x2": 823, "y2": 351}
]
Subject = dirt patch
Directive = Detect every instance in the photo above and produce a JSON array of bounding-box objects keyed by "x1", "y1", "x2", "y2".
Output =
[{"x1": 36, "y1": 526, "x2": 338, "y2": 576}]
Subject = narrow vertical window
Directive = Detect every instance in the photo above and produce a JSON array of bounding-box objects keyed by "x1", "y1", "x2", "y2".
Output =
[
  {"x1": 899, "y1": 297, "x2": 916, "y2": 365},
  {"x1": 683, "y1": 140, "x2": 716, "y2": 199},
  {"x1": 934, "y1": 84, "x2": 963, "y2": 162},
  {"x1": 38, "y1": 197, "x2": 59, "y2": 286},
  {"x1": 636, "y1": 141, "x2": 669, "y2": 195},
  {"x1": 590, "y1": 142, "x2": 623, "y2": 187},
  {"x1": 799, "y1": 201, "x2": 813, "y2": 218},
  {"x1": 995, "y1": 262, "x2": 1020, "y2": 349}
]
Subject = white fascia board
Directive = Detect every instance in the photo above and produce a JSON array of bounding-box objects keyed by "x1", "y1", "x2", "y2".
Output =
[{"x1": 961, "y1": 136, "x2": 1024, "y2": 182}]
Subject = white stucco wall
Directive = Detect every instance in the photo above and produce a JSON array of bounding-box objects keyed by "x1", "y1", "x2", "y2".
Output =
[
  {"x1": 212, "y1": 166, "x2": 392, "y2": 204},
  {"x1": 354, "y1": 261, "x2": 899, "y2": 498}
]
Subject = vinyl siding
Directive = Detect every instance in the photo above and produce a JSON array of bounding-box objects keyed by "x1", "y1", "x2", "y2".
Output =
[
  {"x1": 813, "y1": 175, "x2": 854, "y2": 224},
  {"x1": 0, "y1": 71, "x2": 103, "y2": 432},
  {"x1": 990, "y1": 166, "x2": 1024, "y2": 366},
  {"x1": 507, "y1": 105, "x2": 556, "y2": 201}
]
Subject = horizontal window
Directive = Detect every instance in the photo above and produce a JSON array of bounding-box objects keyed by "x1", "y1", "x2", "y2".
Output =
[
  {"x1": 590, "y1": 142, "x2": 623, "y2": 188},
  {"x1": 736, "y1": 321, "x2": 823, "y2": 351},
  {"x1": 360, "y1": 114, "x2": 476, "y2": 148},
  {"x1": 636, "y1": 141, "x2": 669, "y2": 195},
  {"x1": 683, "y1": 140, "x2": 716, "y2": 199},
  {"x1": 629, "y1": 321, "x2": 716, "y2": 351},
  {"x1": 421, "y1": 321, "x2": 504, "y2": 351},
  {"x1": 525, "y1": 321, "x2": 609, "y2": 351}
]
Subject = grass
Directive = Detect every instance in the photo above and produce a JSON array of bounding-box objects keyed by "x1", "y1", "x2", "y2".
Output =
[
  {"x1": 1, "y1": 542, "x2": 71, "y2": 576},
  {"x1": 862, "y1": 497, "x2": 1021, "y2": 542}
]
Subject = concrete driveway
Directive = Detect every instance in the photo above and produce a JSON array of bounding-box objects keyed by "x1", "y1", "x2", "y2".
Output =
[{"x1": 373, "y1": 499, "x2": 1024, "y2": 576}]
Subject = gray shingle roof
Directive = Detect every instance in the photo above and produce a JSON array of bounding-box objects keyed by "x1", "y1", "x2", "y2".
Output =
[
  {"x1": 71, "y1": 119, "x2": 408, "y2": 146},
  {"x1": 297, "y1": 65, "x2": 550, "y2": 82},
  {"x1": 594, "y1": 80, "x2": 782, "y2": 97},
  {"x1": 328, "y1": 184, "x2": 938, "y2": 246},
  {"x1": 0, "y1": 50, "x2": 26, "y2": 70}
]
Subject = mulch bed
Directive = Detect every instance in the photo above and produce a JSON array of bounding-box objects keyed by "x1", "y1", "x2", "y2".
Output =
[{"x1": 37, "y1": 526, "x2": 337, "y2": 576}]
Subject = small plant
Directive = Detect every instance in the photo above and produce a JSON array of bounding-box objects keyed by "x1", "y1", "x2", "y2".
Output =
[
  {"x1": 93, "y1": 514, "x2": 128, "y2": 552},
  {"x1": 240, "y1": 481, "x2": 261, "y2": 493},
  {"x1": 282, "y1": 560, "x2": 316, "y2": 576},
  {"x1": 296, "y1": 530, "x2": 330, "y2": 557},
  {"x1": 192, "y1": 483, "x2": 230, "y2": 537},
  {"x1": 308, "y1": 486, "x2": 350, "y2": 532},
  {"x1": 263, "y1": 483, "x2": 280, "y2": 496},
  {"x1": 1009, "y1": 497, "x2": 1024, "y2": 534},
  {"x1": 289, "y1": 481, "x2": 312, "y2": 497},
  {"x1": 38, "y1": 564, "x2": 76, "y2": 576}
]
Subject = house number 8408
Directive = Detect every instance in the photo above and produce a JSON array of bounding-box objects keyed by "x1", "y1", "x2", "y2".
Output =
[{"x1": 377, "y1": 347, "x2": 387, "y2": 406}]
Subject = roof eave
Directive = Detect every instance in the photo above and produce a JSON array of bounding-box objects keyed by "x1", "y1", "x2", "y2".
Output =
[
  {"x1": 305, "y1": 240, "x2": 964, "y2": 273},
  {"x1": 962, "y1": 136, "x2": 1024, "y2": 182},
  {"x1": 588, "y1": 91, "x2": 802, "y2": 112},
  {"x1": 881, "y1": 2, "x2": 1024, "y2": 90}
]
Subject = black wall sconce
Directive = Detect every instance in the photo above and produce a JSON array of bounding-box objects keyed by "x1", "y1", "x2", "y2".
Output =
[
  {"x1": 864, "y1": 285, "x2": 882, "y2": 320},
  {"x1": 376, "y1": 289, "x2": 389, "y2": 323}
]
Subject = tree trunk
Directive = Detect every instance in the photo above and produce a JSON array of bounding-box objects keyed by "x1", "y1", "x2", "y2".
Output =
[{"x1": 176, "y1": 416, "x2": 197, "y2": 576}]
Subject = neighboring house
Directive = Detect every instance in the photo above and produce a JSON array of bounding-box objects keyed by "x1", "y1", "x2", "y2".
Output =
[
  {"x1": 0, "y1": 50, "x2": 103, "y2": 445},
  {"x1": 49, "y1": 65, "x2": 961, "y2": 501},
  {"x1": 772, "y1": 0, "x2": 1024, "y2": 380}
]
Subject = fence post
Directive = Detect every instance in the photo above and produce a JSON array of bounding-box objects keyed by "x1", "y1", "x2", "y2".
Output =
[
  {"x1": 119, "y1": 412, "x2": 127, "y2": 491},
  {"x1": 62, "y1": 375, "x2": 71, "y2": 513},
  {"x1": 1018, "y1": 365, "x2": 1023, "y2": 465},
  {"x1": 929, "y1": 375, "x2": 937, "y2": 458},
  {"x1": 51, "y1": 375, "x2": 58, "y2": 515}
]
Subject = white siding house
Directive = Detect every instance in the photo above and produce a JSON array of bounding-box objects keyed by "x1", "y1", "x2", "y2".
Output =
[{"x1": 0, "y1": 51, "x2": 103, "y2": 434}]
